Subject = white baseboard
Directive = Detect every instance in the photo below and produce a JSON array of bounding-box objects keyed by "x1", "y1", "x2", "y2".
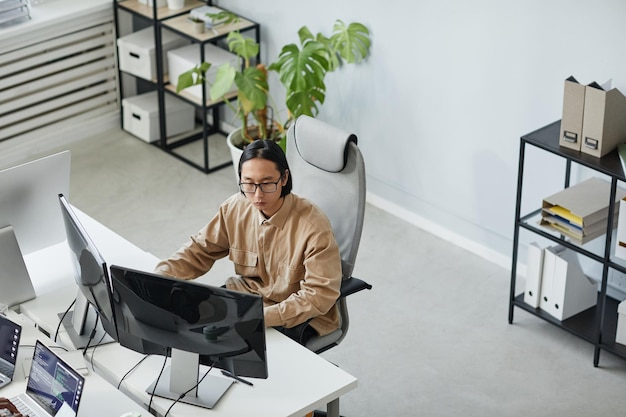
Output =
[
  {"x1": 366, "y1": 192, "x2": 626, "y2": 300},
  {"x1": 366, "y1": 191, "x2": 512, "y2": 271}
]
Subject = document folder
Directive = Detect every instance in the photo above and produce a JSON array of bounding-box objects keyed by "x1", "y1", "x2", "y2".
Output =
[
  {"x1": 549, "y1": 248, "x2": 597, "y2": 321},
  {"x1": 538, "y1": 246, "x2": 597, "y2": 321},
  {"x1": 559, "y1": 76, "x2": 586, "y2": 151},
  {"x1": 539, "y1": 245, "x2": 559, "y2": 313},
  {"x1": 581, "y1": 83, "x2": 626, "y2": 158},
  {"x1": 524, "y1": 242, "x2": 544, "y2": 308},
  {"x1": 615, "y1": 198, "x2": 626, "y2": 261},
  {"x1": 540, "y1": 177, "x2": 626, "y2": 244}
]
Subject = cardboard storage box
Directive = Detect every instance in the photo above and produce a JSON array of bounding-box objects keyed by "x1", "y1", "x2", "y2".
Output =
[
  {"x1": 122, "y1": 91, "x2": 194, "y2": 143},
  {"x1": 168, "y1": 43, "x2": 240, "y2": 101},
  {"x1": 117, "y1": 27, "x2": 189, "y2": 81},
  {"x1": 617, "y1": 299, "x2": 626, "y2": 346}
]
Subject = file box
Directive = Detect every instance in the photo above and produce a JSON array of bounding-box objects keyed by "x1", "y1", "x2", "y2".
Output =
[
  {"x1": 617, "y1": 299, "x2": 626, "y2": 345},
  {"x1": 122, "y1": 91, "x2": 194, "y2": 143},
  {"x1": 118, "y1": 27, "x2": 189, "y2": 81}
]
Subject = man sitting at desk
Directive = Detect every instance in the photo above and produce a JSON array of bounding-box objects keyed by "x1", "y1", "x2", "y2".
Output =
[{"x1": 154, "y1": 139, "x2": 342, "y2": 347}]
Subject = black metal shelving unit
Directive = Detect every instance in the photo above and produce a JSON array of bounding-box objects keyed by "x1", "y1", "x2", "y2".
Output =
[
  {"x1": 508, "y1": 120, "x2": 626, "y2": 367},
  {"x1": 113, "y1": 0, "x2": 259, "y2": 173}
]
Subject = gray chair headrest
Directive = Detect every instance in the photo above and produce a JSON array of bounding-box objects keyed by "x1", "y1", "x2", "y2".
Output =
[{"x1": 293, "y1": 115, "x2": 357, "y2": 173}]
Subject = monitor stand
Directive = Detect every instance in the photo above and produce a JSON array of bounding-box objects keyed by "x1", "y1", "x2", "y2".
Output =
[
  {"x1": 146, "y1": 349, "x2": 234, "y2": 409},
  {"x1": 58, "y1": 290, "x2": 114, "y2": 349}
]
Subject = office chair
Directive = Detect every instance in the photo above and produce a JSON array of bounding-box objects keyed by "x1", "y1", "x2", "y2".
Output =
[{"x1": 286, "y1": 115, "x2": 372, "y2": 354}]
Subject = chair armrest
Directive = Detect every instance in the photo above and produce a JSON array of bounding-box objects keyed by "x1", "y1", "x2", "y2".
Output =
[{"x1": 340, "y1": 276, "x2": 372, "y2": 298}]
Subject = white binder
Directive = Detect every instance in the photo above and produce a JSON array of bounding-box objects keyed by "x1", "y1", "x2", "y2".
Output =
[
  {"x1": 524, "y1": 242, "x2": 544, "y2": 308},
  {"x1": 538, "y1": 245, "x2": 597, "y2": 321},
  {"x1": 539, "y1": 245, "x2": 560, "y2": 313}
]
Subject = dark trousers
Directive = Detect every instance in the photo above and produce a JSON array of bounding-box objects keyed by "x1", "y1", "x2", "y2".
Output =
[{"x1": 274, "y1": 322, "x2": 318, "y2": 346}]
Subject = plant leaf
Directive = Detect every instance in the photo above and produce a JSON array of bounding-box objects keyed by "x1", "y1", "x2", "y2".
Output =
[
  {"x1": 286, "y1": 88, "x2": 325, "y2": 118},
  {"x1": 227, "y1": 31, "x2": 259, "y2": 66},
  {"x1": 210, "y1": 64, "x2": 237, "y2": 100},
  {"x1": 176, "y1": 62, "x2": 211, "y2": 93},
  {"x1": 235, "y1": 66, "x2": 268, "y2": 114},
  {"x1": 270, "y1": 41, "x2": 328, "y2": 92},
  {"x1": 330, "y1": 20, "x2": 371, "y2": 64}
]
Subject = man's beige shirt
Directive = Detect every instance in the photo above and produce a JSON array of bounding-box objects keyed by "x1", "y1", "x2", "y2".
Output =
[{"x1": 154, "y1": 193, "x2": 342, "y2": 336}]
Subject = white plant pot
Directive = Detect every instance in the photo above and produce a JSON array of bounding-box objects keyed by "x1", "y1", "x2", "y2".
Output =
[
  {"x1": 226, "y1": 128, "x2": 245, "y2": 182},
  {"x1": 166, "y1": 0, "x2": 185, "y2": 10}
]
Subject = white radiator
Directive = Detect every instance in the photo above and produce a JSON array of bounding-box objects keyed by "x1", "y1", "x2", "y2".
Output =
[{"x1": 0, "y1": 10, "x2": 118, "y2": 143}]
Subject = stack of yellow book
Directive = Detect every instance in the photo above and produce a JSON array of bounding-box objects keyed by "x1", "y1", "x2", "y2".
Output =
[{"x1": 540, "y1": 177, "x2": 626, "y2": 244}]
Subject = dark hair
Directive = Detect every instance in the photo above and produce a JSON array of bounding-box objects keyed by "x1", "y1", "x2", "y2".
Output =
[{"x1": 238, "y1": 140, "x2": 292, "y2": 197}]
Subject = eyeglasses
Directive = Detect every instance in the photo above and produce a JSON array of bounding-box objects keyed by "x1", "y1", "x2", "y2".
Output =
[{"x1": 239, "y1": 176, "x2": 282, "y2": 193}]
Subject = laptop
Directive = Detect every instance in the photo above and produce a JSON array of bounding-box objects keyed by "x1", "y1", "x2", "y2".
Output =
[
  {"x1": 0, "y1": 314, "x2": 22, "y2": 388},
  {"x1": 10, "y1": 340, "x2": 85, "y2": 417},
  {"x1": 0, "y1": 225, "x2": 37, "y2": 308}
]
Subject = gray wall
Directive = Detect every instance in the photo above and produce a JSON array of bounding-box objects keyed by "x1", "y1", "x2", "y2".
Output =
[{"x1": 217, "y1": 0, "x2": 626, "y2": 262}]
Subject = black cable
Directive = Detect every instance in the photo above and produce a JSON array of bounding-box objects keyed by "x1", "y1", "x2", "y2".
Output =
[
  {"x1": 163, "y1": 364, "x2": 213, "y2": 417},
  {"x1": 81, "y1": 313, "x2": 99, "y2": 356},
  {"x1": 117, "y1": 354, "x2": 150, "y2": 390},
  {"x1": 88, "y1": 330, "x2": 108, "y2": 371},
  {"x1": 55, "y1": 298, "x2": 76, "y2": 342},
  {"x1": 148, "y1": 350, "x2": 169, "y2": 414}
]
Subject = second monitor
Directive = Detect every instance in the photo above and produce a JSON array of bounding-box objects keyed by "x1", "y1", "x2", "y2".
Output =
[
  {"x1": 109, "y1": 264, "x2": 268, "y2": 409},
  {"x1": 58, "y1": 194, "x2": 116, "y2": 348}
]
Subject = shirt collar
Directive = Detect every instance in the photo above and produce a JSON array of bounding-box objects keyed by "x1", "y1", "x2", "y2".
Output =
[{"x1": 256, "y1": 193, "x2": 293, "y2": 227}]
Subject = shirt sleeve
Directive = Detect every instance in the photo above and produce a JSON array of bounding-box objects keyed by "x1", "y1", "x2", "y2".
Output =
[{"x1": 154, "y1": 205, "x2": 230, "y2": 280}]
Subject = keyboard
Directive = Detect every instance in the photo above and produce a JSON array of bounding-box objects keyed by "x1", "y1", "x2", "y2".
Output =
[
  {"x1": 10, "y1": 396, "x2": 43, "y2": 417},
  {"x1": 0, "y1": 360, "x2": 13, "y2": 377}
]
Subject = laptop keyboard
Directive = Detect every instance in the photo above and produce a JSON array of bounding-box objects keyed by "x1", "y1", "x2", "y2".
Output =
[
  {"x1": 10, "y1": 396, "x2": 43, "y2": 417},
  {"x1": 0, "y1": 361, "x2": 13, "y2": 377}
]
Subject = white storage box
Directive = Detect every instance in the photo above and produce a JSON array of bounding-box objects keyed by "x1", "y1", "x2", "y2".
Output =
[
  {"x1": 122, "y1": 91, "x2": 194, "y2": 143},
  {"x1": 168, "y1": 43, "x2": 240, "y2": 100},
  {"x1": 138, "y1": 0, "x2": 167, "y2": 8},
  {"x1": 118, "y1": 27, "x2": 189, "y2": 81},
  {"x1": 617, "y1": 299, "x2": 626, "y2": 346}
]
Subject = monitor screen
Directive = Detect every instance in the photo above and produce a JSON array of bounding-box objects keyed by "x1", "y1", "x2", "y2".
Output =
[
  {"x1": 0, "y1": 151, "x2": 70, "y2": 255},
  {"x1": 109, "y1": 264, "x2": 268, "y2": 408},
  {"x1": 58, "y1": 194, "x2": 117, "y2": 347}
]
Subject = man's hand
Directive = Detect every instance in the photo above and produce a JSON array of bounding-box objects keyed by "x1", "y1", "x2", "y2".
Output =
[{"x1": 0, "y1": 398, "x2": 28, "y2": 417}]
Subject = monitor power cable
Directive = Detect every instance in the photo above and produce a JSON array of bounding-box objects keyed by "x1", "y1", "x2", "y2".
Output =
[
  {"x1": 117, "y1": 354, "x2": 150, "y2": 390},
  {"x1": 55, "y1": 298, "x2": 76, "y2": 342}
]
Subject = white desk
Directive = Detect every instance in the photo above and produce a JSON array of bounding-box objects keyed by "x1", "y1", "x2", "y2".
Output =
[
  {"x1": 17, "y1": 210, "x2": 358, "y2": 417},
  {"x1": 0, "y1": 312, "x2": 150, "y2": 417},
  {"x1": 90, "y1": 329, "x2": 356, "y2": 417}
]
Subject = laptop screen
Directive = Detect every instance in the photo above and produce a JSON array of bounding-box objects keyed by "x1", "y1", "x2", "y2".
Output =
[
  {"x1": 0, "y1": 314, "x2": 21, "y2": 380},
  {"x1": 26, "y1": 341, "x2": 85, "y2": 416}
]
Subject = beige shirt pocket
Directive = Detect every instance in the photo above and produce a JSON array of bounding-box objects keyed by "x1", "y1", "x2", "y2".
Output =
[{"x1": 229, "y1": 248, "x2": 258, "y2": 277}]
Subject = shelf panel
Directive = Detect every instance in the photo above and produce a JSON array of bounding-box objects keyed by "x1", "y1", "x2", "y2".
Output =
[
  {"x1": 513, "y1": 293, "x2": 598, "y2": 343},
  {"x1": 165, "y1": 83, "x2": 237, "y2": 107},
  {"x1": 597, "y1": 296, "x2": 626, "y2": 359},
  {"x1": 162, "y1": 10, "x2": 257, "y2": 41},
  {"x1": 522, "y1": 120, "x2": 626, "y2": 181},
  {"x1": 117, "y1": 0, "x2": 204, "y2": 21}
]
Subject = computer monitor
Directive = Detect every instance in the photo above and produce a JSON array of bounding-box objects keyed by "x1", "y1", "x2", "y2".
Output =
[
  {"x1": 58, "y1": 194, "x2": 116, "y2": 348},
  {"x1": 109, "y1": 264, "x2": 268, "y2": 409},
  {"x1": 0, "y1": 151, "x2": 71, "y2": 256}
]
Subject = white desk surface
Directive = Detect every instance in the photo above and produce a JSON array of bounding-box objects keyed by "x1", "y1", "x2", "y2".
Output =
[
  {"x1": 17, "y1": 210, "x2": 358, "y2": 417},
  {"x1": 0, "y1": 311, "x2": 150, "y2": 417},
  {"x1": 89, "y1": 328, "x2": 357, "y2": 417}
]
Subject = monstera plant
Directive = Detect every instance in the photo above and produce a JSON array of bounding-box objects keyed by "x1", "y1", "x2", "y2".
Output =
[{"x1": 176, "y1": 13, "x2": 371, "y2": 150}]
